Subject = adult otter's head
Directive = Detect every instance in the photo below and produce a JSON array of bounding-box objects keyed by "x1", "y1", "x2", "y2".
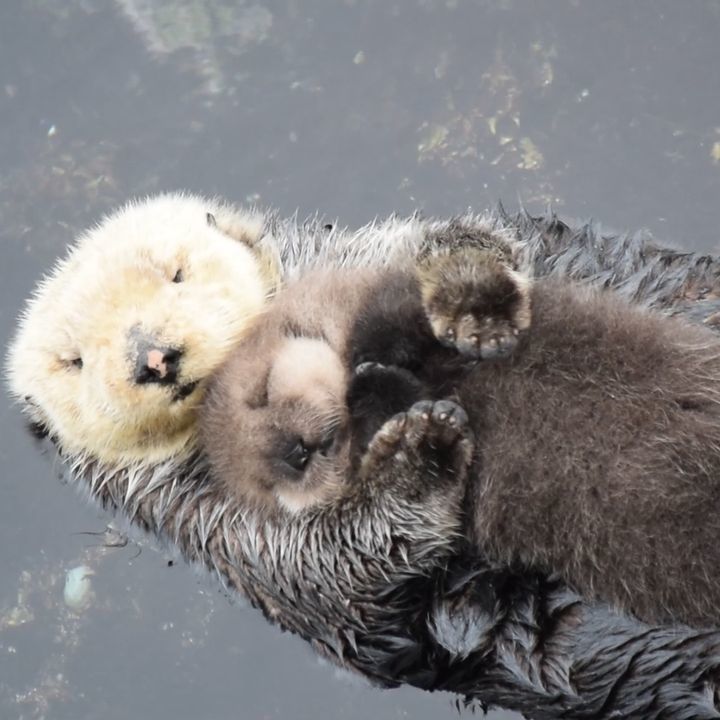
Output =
[{"x1": 7, "y1": 193, "x2": 278, "y2": 466}]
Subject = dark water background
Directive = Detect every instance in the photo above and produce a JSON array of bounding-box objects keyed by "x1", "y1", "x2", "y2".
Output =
[{"x1": 1, "y1": 1, "x2": 720, "y2": 718}]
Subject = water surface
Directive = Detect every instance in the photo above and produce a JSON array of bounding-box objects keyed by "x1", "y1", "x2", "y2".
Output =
[{"x1": 2, "y1": 2, "x2": 720, "y2": 718}]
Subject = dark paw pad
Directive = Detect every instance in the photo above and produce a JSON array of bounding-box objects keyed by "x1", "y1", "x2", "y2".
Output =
[
  {"x1": 406, "y1": 399, "x2": 469, "y2": 448},
  {"x1": 365, "y1": 399, "x2": 469, "y2": 456},
  {"x1": 361, "y1": 400, "x2": 474, "y2": 480},
  {"x1": 446, "y1": 316, "x2": 520, "y2": 360}
]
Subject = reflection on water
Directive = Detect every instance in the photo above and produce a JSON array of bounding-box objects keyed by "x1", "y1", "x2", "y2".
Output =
[{"x1": 1, "y1": 1, "x2": 719, "y2": 718}]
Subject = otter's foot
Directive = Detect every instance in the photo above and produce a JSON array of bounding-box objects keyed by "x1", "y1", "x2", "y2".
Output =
[
  {"x1": 418, "y1": 246, "x2": 531, "y2": 360},
  {"x1": 360, "y1": 399, "x2": 474, "y2": 485}
]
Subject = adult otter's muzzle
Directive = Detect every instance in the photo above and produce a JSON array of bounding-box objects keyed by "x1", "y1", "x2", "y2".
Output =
[
  {"x1": 130, "y1": 333, "x2": 198, "y2": 402},
  {"x1": 128, "y1": 325, "x2": 183, "y2": 386},
  {"x1": 134, "y1": 343, "x2": 183, "y2": 385}
]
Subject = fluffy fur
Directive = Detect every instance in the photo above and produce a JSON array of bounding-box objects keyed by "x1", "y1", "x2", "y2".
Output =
[
  {"x1": 202, "y1": 245, "x2": 530, "y2": 517},
  {"x1": 202, "y1": 251, "x2": 720, "y2": 628},
  {"x1": 6, "y1": 193, "x2": 279, "y2": 464},
  {"x1": 10, "y1": 197, "x2": 720, "y2": 718},
  {"x1": 466, "y1": 281, "x2": 720, "y2": 627}
]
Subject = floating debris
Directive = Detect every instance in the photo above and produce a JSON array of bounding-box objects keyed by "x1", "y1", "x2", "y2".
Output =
[
  {"x1": 116, "y1": 0, "x2": 274, "y2": 94},
  {"x1": 417, "y1": 123, "x2": 449, "y2": 156},
  {"x1": 63, "y1": 566, "x2": 94, "y2": 612},
  {"x1": 518, "y1": 137, "x2": 544, "y2": 170}
]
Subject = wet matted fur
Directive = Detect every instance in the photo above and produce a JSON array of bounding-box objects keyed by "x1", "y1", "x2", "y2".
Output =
[{"x1": 12, "y1": 204, "x2": 720, "y2": 719}]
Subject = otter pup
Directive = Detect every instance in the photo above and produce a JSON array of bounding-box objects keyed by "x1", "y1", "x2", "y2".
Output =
[{"x1": 203, "y1": 247, "x2": 720, "y2": 628}]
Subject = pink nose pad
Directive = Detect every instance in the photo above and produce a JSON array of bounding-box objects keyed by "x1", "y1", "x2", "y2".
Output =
[
  {"x1": 146, "y1": 349, "x2": 170, "y2": 379},
  {"x1": 134, "y1": 345, "x2": 182, "y2": 385}
]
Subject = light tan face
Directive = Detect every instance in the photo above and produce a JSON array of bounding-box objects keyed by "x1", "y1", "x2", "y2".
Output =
[
  {"x1": 204, "y1": 334, "x2": 352, "y2": 515},
  {"x1": 7, "y1": 194, "x2": 272, "y2": 465}
]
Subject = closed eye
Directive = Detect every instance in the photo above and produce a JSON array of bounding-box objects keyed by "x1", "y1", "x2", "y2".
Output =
[
  {"x1": 282, "y1": 319, "x2": 328, "y2": 342},
  {"x1": 60, "y1": 355, "x2": 83, "y2": 371}
]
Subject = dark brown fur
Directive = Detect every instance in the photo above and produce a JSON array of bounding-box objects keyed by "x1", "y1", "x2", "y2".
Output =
[
  {"x1": 204, "y1": 248, "x2": 720, "y2": 627},
  {"x1": 346, "y1": 253, "x2": 720, "y2": 625},
  {"x1": 463, "y1": 281, "x2": 720, "y2": 626}
]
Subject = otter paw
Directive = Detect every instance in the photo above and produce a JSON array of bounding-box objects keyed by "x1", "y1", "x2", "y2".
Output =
[
  {"x1": 463, "y1": 316, "x2": 520, "y2": 360},
  {"x1": 361, "y1": 399, "x2": 474, "y2": 480},
  {"x1": 360, "y1": 412, "x2": 410, "y2": 465},
  {"x1": 418, "y1": 247, "x2": 531, "y2": 360},
  {"x1": 347, "y1": 361, "x2": 426, "y2": 455},
  {"x1": 405, "y1": 399, "x2": 469, "y2": 449}
]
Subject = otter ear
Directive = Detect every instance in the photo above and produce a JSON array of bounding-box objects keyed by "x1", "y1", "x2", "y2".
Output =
[{"x1": 205, "y1": 207, "x2": 263, "y2": 253}]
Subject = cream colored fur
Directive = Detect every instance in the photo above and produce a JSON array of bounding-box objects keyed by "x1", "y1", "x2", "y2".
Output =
[
  {"x1": 6, "y1": 193, "x2": 278, "y2": 465},
  {"x1": 6, "y1": 195, "x2": 517, "y2": 470}
]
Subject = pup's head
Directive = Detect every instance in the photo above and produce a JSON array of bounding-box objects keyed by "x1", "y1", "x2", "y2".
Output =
[
  {"x1": 202, "y1": 267, "x2": 441, "y2": 516},
  {"x1": 203, "y1": 331, "x2": 352, "y2": 515},
  {"x1": 7, "y1": 193, "x2": 276, "y2": 465}
]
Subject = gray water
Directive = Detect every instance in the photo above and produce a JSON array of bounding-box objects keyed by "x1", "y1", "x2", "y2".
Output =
[{"x1": 2, "y1": 2, "x2": 720, "y2": 718}]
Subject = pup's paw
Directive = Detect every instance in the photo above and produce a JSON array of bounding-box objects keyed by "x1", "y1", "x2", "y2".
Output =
[
  {"x1": 418, "y1": 247, "x2": 531, "y2": 360},
  {"x1": 361, "y1": 399, "x2": 474, "y2": 481},
  {"x1": 461, "y1": 316, "x2": 520, "y2": 360},
  {"x1": 405, "y1": 399, "x2": 469, "y2": 449}
]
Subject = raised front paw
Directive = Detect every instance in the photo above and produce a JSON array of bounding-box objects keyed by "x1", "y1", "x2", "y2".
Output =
[
  {"x1": 360, "y1": 399, "x2": 474, "y2": 483},
  {"x1": 418, "y1": 247, "x2": 531, "y2": 360}
]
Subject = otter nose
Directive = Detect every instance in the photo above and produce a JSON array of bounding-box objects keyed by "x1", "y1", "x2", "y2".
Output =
[{"x1": 134, "y1": 344, "x2": 183, "y2": 385}]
